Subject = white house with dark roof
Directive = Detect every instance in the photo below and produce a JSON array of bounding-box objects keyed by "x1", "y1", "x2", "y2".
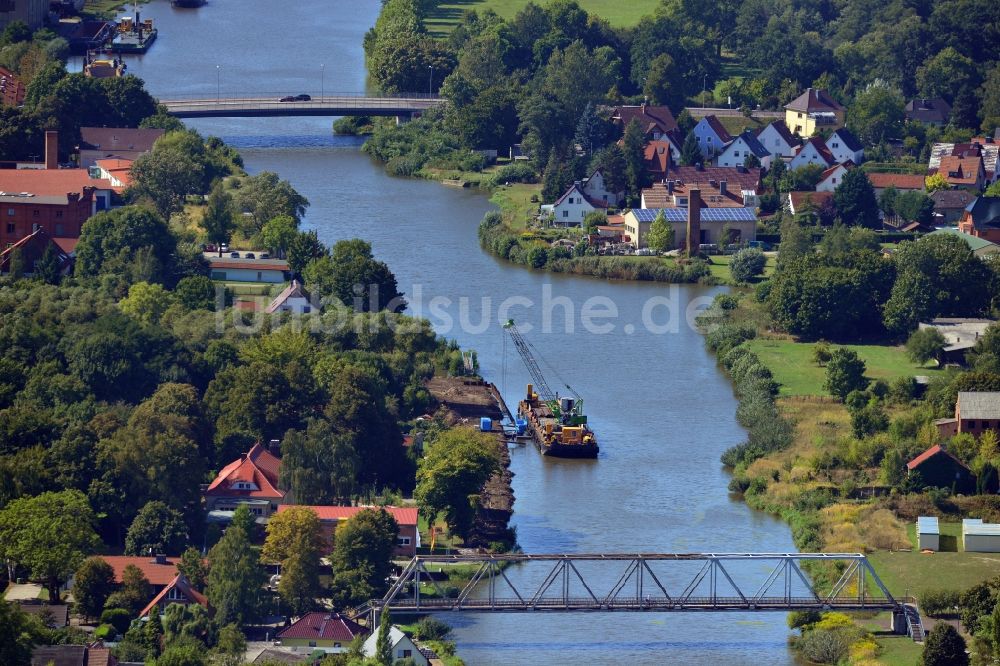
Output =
[
  {"x1": 756, "y1": 120, "x2": 801, "y2": 159},
  {"x1": 825, "y1": 128, "x2": 864, "y2": 165},
  {"x1": 715, "y1": 131, "x2": 771, "y2": 169},
  {"x1": 581, "y1": 168, "x2": 624, "y2": 207},
  {"x1": 692, "y1": 115, "x2": 733, "y2": 159},
  {"x1": 789, "y1": 137, "x2": 837, "y2": 171},
  {"x1": 548, "y1": 180, "x2": 606, "y2": 226}
]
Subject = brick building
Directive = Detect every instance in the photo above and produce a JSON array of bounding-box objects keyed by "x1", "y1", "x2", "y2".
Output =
[
  {"x1": 935, "y1": 391, "x2": 1000, "y2": 439},
  {"x1": 0, "y1": 132, "x2": 114, "y2": 249}
]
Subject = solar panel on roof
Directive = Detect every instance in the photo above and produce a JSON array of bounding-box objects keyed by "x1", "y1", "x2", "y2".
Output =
[{"x1": 634, "y1": 207, "x2": 757, "y2": 222}]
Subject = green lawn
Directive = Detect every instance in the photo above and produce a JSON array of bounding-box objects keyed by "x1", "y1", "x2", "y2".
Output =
[
  {"x1": 425, "y1": 0, "x2": 659, "y2": 34},
  {"x1": 746, "y1": 338, "x2": 941, "y2": 396},
  {"x1": 490, "y1": 183, "x2": 542, "y2": 230},
  {"x1": 868, "y1": 523, "x2": 1000, "y2": 600},
  {"x1": 706, "y1": 254, "x2": 776, "y2": 282},
  {"x1": 716, "y1": 116, "x2": 766, "y2": 137}
]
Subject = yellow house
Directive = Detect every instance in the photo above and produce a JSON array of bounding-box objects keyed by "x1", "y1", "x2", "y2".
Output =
[
  {"x1": 277, "y1": 612, "x2": 366, "y2": 652},
  {"x1": 784, "y1": 88, "x2": 845, "y2": 138}
]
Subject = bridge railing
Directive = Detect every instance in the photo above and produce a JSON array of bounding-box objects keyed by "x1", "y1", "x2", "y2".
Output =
[{"x1": 158, "y1": 91, "x2": 443, "y2": 103}]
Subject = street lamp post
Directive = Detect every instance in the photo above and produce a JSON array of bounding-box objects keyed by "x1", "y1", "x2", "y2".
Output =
[
  {"x1": 321, "y1": 64, "x2": 324, "y2": 100},
  {"x1": 703, "y1": 74, "x2": 707, "y2": 109},
  {"x1": 216, "y1": 65, "x2": 221, "y2": 102},
  {"x1": 428, "y1": 66, "x2": 434, "y2": 96}
]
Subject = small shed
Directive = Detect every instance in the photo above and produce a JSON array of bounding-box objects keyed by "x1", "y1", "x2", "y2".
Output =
[
  {"x1": 917, "y1": 516, "x2": 940, "y2": 551},
  {"x1": 963, "y1": 519, "x2": 1000, "y2": 553}
]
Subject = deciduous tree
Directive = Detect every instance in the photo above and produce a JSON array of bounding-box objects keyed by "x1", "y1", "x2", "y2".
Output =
[
  {"x1": 72, "y1": 557, "x2": 116, "y2": 620},
  {"x1": 0, "y1": 490, "x2": 100, "y2": 601},
  {"x1": 645, "y1": 211, "x2": 674, "y2": 253},
  {"x1": 824, "y1": 348, "x2": 868, "y2": 400},
  {"x1": 125, "y1": 501, "x2": 189, "y2": 556},
  {"x1": 329, "y1": 509, "x2": 398, "y2": 608},
  {"x1": 206, "y1": 506, "x2": 265, "y2": 626},
  {"x1": 415, "y1": 429, "x2": 501, "y2": 539},
  {"x1": 832, "y1": 170, "x2": 879, "y2": 229}
]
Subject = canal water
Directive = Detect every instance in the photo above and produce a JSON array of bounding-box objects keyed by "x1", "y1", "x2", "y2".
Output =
[{"x1": 112, "y1": 1, "x2": 799, "y2": 662}]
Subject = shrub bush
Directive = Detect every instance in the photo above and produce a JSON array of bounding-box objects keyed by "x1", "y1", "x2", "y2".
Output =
[
  {"x1": 794, "y1": 628, "x2": 852, "y2": 664},
  {"x1": 919, "y1": 589, "x2": 961, "y2": 617},
  {"x1": 414, "y1": 616, "x2": 454, "y2": 641},
  {"x1": 100, "y1": 607, "x2": 132, "y2": 635}
]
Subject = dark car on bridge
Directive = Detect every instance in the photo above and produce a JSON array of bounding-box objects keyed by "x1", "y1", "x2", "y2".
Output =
[
  {"x1": 278, "y1": 95, "x2": 296, "y2": 102},
  {"x1": 295, "y1": 94, "x2": 311, "y2": 101}
]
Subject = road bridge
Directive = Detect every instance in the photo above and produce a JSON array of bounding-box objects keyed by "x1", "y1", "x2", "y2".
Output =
[
  {"x1": 159, "y1": 93, "x2": 444, "y2": 119},
  {"x1": 360, "y1": 552, "x2": 924, "y2": 640}
]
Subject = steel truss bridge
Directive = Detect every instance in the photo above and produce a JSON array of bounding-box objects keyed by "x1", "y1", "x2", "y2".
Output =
[
  {"x1": 159, "y1": 93, "x2": 444, "y2": 119},
  {"x1": 360, "y1": 553, "x2": 924, "y2": 640}
]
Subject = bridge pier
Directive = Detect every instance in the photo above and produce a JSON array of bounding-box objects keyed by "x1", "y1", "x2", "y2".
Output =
[{"x1": 890, "y1": 609, "x2": 907, "y2": 634}]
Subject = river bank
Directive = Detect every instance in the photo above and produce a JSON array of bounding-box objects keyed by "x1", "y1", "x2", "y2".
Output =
[{"x1": 120, "y1": 0, "x2": 801, "y2": 660}]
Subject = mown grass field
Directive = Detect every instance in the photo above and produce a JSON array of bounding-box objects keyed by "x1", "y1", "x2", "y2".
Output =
[
  {"x1": 425, "y1": 0, "x2": 660, "y2": 34},
  {"x1": 746, "y1": 338, "x2": 942, "y2": 396},
  {"x1": 868, "y1": 523, "x2": 1000, "y2": 599}
]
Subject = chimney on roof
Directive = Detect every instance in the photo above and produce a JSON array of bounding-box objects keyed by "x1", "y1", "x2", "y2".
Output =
[
  {"x1": 268, "y1": 439, "x2": 280, "y2": 455},
  {"x1": 687, "y1": 188, "x2": 702, "y2": 258},
  {"x1": 737, "y1": 164, "x2": 747, "y2": 174},
  {"x1": 67, "y1": 192, "x2": 79, "y2": 203},
  {"x1": 154, "y1": 554, "x2": 167, "y2": 565},
  {"x1": 696, "y1": 162, "x2": 704, "y2": 172},
  {"x1": 709, "y1": 179, "x2": 717, "y2": 188},
  {"x1": 720, "y1": 180, "x2": 727, "y2": 195},
  {"x1": 44, "y1": 130, "x2": 57, "y2": 170},
  {"x1": 667, "y1": 180, "x2": 674, "y2": 194}
]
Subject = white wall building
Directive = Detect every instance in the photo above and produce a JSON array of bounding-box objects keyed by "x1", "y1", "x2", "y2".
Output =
[
  {"x1": 917, "y1": 516, "x2": 939, "y2": 552},
  {"x1": 363, "y1": 627, "x2": 429, "y2": 666},
  {"x1": 550, "y1": 181, "x2": 603, "y2": 226},
  {"x1": 963, "y1": 519, "x2": 1000, "y2": 553}
]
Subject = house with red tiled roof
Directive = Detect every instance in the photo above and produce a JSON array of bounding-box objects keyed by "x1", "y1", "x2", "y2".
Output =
[
  {"x1": 787, "y1": 191, "x2": 835, "y2": 217},
  {"x1": 929, "y1": 139, "x2": 999, "y2": 183},
  {"x1": 866, "y1": 172, "x2": 927, "y2": 197},
  {"x1": 94, "y1": 158, "x2": 134, "y2": 192},
  {"x1": 277, "y1": 612, "x2": 366, "y2": 651},
  {"x1": 958, "y1": 197, "x2": 1000, "y2": 243},
  {"x1": 938, "y1": 154, "x2": 986, "y2": 190},
  {"x1": 0, "y1": 166, "x2": 115, "y2": 249},
  {"x1": 816, "y1": 162, "x2": 853, "y2": 193},
  {"x1": 692, "y1": 115, "x2": 733, "y2": 159},
  {"x1": 611, "y1": 104, "x2": 678, "y2": 140},
  {"x1": 278, "y1": 505, "x2": 419, "y2": 557},
  {"x1": 98, "y1": 554, "x2": 183, "y2": 588},
  {"x1": 784, "y1": 88, "x2": 845, "y2": 137},
  {"x1": 906, "y1": 444, "x2": 975, "y2": 494},
  {"x1": 205, "y1": 442, "x2": 286, "y2": 518},
  {"x1": 644, "y1": 139, "x2": 677, "y2": 177},
  {"x1": 265, "y1": 280, "x2": 314, "y2": 315},
  {"x1": 788, "y1": 137, "x2": 837, "y2": 171},
  {"x1": 139, "y1": 573, "x2": 208, "y2": 618},
  {"x1": 648, "y1": 164, "x2": 763, "y2": 196}
]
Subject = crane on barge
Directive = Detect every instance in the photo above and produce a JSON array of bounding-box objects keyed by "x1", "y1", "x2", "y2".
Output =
[{"x1": 502, "y1": 320, "x2": 598, "y2": 458}]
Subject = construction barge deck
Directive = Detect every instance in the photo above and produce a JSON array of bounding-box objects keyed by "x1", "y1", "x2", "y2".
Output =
[{"x1": 518, "y1": 383, "x2": 598, "y2": 459}]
